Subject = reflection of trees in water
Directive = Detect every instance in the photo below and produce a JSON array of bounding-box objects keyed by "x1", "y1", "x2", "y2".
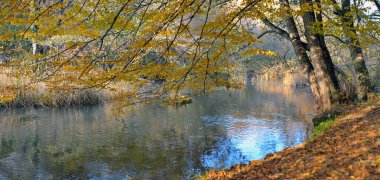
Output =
[
  {"x1": 0, "y1": 111, "x2": 40, "y2": 179},
  {"x1": 202, "y1": 137, "x2": 249, "y2": 170},
  {"x1": 35, "y1": 126, "x2": 229, "y2": 179},
  {"x1": 0, "y1": 105, "x2": 232, "y2": 179},
  {"x1": 253, "y1": 82, "x2": 315, "y2": 118},
  {"x1": 0, "y1": 84, "x2": 315, "y2": 179},
  {"x1": 250, "y1": 83, "x2": 315, "y2": 138}
]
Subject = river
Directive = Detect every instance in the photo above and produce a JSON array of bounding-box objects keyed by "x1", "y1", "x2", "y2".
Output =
[{"x1": 0, "y1": 82, "x2": 315, "y2": 179}]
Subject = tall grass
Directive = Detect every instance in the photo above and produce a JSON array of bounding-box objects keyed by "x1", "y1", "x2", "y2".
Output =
[
  {"x1": 0, "y1": 68, "x2": 122, "y2": 108},
  {"x1": 3, "y1": 90, "x2": 110, "y2": 108}
]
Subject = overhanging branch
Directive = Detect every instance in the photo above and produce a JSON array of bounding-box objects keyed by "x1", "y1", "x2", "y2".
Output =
[
  {"x1": 260, "y1": 18, "x2": 310, "y2": 51},
  {"x1": 325, "y1": 34, "x2": 347, "y2": 44}
]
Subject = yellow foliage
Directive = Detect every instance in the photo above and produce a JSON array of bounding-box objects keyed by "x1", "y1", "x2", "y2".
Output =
[{"x1": 0, "y1": 0, "x2": 377, "y2": 107}]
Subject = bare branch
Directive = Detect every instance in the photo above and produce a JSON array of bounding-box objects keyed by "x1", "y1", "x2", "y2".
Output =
[
  {"x1": 260, "y1": 18, "x2": 309, "y2": 51},
  {"x1": 257, "y1": 30, "x2": 277, "y2": 39},
  {"x1": 325, "y1": 34, "x2": 347, "y2": 44},
  {"x1": 99, "y1": 1, "x2": 129, "y2": 50}
]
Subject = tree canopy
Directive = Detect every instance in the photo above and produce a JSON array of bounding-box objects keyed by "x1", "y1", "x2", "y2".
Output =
[{"x1": 0, "y1": 0, "x2": 379, "y2": 108}]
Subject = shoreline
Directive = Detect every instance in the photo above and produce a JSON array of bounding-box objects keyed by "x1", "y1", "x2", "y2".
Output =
[{"x1": 203, "y1": 100, "x2": 380, "y2": 179}]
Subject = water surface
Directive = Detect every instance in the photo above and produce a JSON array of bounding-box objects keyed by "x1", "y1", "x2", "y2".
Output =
[{"x1": 0, "y1": 83, "x2": 315, "y2": 179}]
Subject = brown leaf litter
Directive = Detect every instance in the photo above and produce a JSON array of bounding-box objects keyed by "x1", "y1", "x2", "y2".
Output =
[{"x1": 204, "y1": 102, "x2": 380, "y2": 179}]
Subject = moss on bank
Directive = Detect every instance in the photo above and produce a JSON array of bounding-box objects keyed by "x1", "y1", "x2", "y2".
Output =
[{"x1": 311, "y1": 117, "x2": 336, "y2": 139}]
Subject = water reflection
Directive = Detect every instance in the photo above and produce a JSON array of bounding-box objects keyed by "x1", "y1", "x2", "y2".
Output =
[{"x1": 0, "y1": 83, "x2": 315, "y2": 179}]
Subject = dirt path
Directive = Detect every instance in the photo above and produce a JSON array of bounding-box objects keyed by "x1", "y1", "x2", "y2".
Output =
[{"x1": 204, "y1": 103, "x2": 380, "y2": 179}]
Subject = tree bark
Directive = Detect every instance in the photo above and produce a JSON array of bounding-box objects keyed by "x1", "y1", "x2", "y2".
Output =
[
  {"x1": 300, "y1": 0, "x2": 342, "y2": 110},
  {"x1": 340, "y1": 0, "x2": 372, "y2": 100},
  {"x1": 278, "y1": 0, "x2": 325, "y2": 111},
  {"x1": 314, "y1": 0, "x2": 342, "y2": 101},
  {"x1": 32, "y1": 42, "x2": 37, "y2": 55}
]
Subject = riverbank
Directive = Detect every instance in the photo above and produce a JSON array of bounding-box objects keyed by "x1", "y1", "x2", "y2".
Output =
[
  {"x1": 0, "y1": 69, "x2": 158, "y2": 108},
  {"x1": 204, "y1": 100, "x2": 380, "y2": 179}
]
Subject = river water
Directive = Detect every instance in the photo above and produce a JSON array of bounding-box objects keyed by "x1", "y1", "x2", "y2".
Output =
[{"x1": 0, "y1": 83, "x2": 315, "y2": 179}]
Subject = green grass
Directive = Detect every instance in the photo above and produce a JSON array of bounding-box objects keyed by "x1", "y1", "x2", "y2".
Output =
[{"x1": 311, "y1": 116, "x2": 336, "y2": 139}]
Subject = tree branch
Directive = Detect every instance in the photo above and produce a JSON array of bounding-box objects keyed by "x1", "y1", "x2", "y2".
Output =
[
  {"x1": 99, "y1": 1, "x2": 129, "y2": 50},
  {"x1": 325, "y1": 34, "x2": 347, "y2": 44},
  {"x1": 329, "y1": 0, "x2": 342, "y2": 16},
  {"x1": 257, "y1": 30, "x2": 277, "y2": 39},
  {"x1": 260, "y1": 18, "x2": 309, "y2": 51}
]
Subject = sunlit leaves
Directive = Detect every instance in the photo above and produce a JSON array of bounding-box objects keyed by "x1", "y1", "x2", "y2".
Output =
[{"x1": 0, "y1": 0, "x2": 286, "y2": 105}]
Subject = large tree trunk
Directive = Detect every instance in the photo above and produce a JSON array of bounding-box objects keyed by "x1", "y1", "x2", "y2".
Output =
[
  {"x1": 314, "y1": 0, "x2": 342, "y2": 101},
  {"x1": 279, "y1": 0, "x2": 325, "y2": 111},
  {"x1": 340, "y1": 0, "x2": 372, "y2": 100},
  {"x1": 300, "y1": 0, "x2": 343, "y2": 110},
  {"x1": 349, "y1": 44, "x2": 371, "y2": 100}
]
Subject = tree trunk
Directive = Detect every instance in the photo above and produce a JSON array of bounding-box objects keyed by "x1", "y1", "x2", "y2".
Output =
[
  {"x1": 314, "y1": 0, "x2": 343, "y2": 101},
  {"x1": 300, "y1": 0, "x2": 338, "y2": 108},
  {"x1": 279, "y1": 0, "x2": 325, "y2": 111},
  {"x1": 300, "y1": 0, "x2": 342, "y2": 110},
  {"x1": 349, "y1": 45, "x2": 371, "y2": 100},
  {"x1": 341, "y1": 0, "x2": 372, "y2": 100},
  {"x1": 32, "y1": 42, "x2": 37, "y2": 55}
]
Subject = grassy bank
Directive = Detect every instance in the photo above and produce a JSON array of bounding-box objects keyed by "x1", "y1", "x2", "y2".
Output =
[
  {"x1": 0, "y1": 89, "x2": 110, "y2": 108},
  {"x1": 0, "y1": 74, "x2": 112, "y2": 108},
  {"x1": 311, "y1": 117, "x2": 336, "y2": 139},
  {"x1": 203, "y1": 100, "x2": 380, "y2": 179},
  {"x1": 0, "y1": 68, "x2": 152, "y2": 108},
  {"x1": 0, "y1": 71, "x2": 124, "y2": 108}
]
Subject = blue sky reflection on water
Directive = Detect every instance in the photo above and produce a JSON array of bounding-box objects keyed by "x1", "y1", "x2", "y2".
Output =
[
  {"x1": 0, "y1": 83, "x2": 315, "y2": 179},
  {"x1": 200, "y1": 112, "x2": 308, "y2": 170}
]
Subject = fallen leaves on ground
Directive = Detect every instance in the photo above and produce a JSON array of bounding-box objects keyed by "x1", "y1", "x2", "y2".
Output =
[{"x1": 204, "y1": 102, "x2": 380, "y2": 179}]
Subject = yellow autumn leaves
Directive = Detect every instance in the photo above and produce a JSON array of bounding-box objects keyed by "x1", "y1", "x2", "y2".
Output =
[{"x1": 0, "y1": 0, "x2": 281, "y2": 104}]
